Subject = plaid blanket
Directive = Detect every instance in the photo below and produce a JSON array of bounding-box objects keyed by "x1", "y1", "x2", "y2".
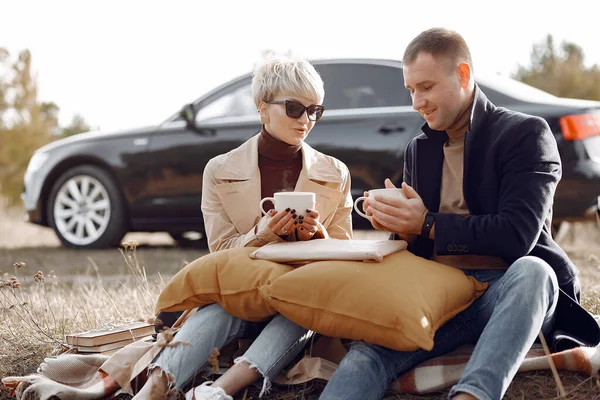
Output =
[
  {"x1": 1, "y1": 353, "x2": 123, "y2": 400},
  {"x1": 275, "y1": 341, "x2": 600, "y2": 395},
  {"x1": 4, "y1": 340, "x2": 600, "y2": 399},
  {"x1": 391, "y1": 342, "x2": 600, "y2": 394}
]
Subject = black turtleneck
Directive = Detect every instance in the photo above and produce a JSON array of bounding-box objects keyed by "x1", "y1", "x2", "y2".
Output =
[{"x1": 257, "y1": 128, "x2": 303, "y2": 210}]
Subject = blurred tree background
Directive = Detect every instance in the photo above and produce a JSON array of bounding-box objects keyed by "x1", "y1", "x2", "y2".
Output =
[
  {"x1": 0, "y1": 49, "x2": 91, "y2": 207},
  {"x1": 514, "y1": 34, "x2": 600, "y2": 100}
]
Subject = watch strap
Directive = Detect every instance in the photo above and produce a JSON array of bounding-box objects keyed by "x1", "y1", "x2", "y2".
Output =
[{"x1": 420, "y1": 212, "x2": 435, "y2": 237}]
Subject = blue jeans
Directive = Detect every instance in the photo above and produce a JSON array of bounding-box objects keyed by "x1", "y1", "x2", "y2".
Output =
[
  {"x1": 319, "y1": 256, "x2": 559, "y2": 400},
  {"x1": 151, "y1": 303, "x2": 312, "y2": 397}
]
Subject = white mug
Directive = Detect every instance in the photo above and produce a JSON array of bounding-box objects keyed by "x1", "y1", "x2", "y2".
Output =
[
  {"x1": 354, "y1": 188, "x2": 407, "y2": 220},
  {"x1": 260, "y1": 192, "x2": 316, "y2": 216}
]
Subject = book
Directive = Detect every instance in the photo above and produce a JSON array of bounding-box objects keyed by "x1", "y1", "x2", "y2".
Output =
[
  {"x1": 66, "y1": 321, "x2": 155, "y2": 347},
  {"x1": 76, "y1": 335, "x2": 153, "y2": 353}
]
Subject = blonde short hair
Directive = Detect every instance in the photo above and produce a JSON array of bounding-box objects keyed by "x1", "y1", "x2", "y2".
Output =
[{"x1": 252, "y1": 51, "x2": 324, "y2": 108}]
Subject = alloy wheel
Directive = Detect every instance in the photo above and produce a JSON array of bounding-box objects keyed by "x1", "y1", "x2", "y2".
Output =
[{"x1": 52, "y1": 174, "x2": 112, "y2": 246}]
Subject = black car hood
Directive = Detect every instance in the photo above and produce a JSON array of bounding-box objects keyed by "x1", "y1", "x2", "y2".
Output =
[{"x1": 36, "y1": 125, "x2": 157, "y2": 153}]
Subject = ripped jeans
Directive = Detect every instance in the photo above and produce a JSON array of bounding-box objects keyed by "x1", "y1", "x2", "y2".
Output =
[{"x1": 150, "y1": 303, "x2": 312, "y2": 397}]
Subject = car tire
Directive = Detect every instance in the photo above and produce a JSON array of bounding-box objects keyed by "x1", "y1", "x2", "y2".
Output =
[{"x1": 47, "y1": 165, "x2": 128, "y2": 249}]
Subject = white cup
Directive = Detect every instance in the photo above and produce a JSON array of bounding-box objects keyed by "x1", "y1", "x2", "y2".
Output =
[
  {"x1": 260, "y1": 192, "x2": 316, "y2": 216},
  {"x1": 354, "y1": 188, "x2": 408, "y2": 220}
]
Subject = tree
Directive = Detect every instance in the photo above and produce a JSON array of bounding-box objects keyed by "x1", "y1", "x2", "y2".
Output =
[
  {"x1": 0, "y1": 48, "x2": 9, "y2": 130},
  {"x1": 0, "y1": 49, "x2": 95, "y2": 208},
  {"x1": 0, "y1": 50, "x2": 57, "y2": 207},
  {"x1": 60, "y1": 113, "x2": 91, "y2": 138},
  {"x1": 513, "y1": 34, "x2": 600, "y2": 101}
]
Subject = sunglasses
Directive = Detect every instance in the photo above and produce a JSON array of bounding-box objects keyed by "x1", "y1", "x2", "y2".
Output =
[{"x1": 268, "y1": 100, "x2": 325, "y2": 121}]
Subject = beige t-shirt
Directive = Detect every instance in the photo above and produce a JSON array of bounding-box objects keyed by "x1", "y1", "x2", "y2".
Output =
[{"x1": 432, "y1": 132, "x2": 508, "y2": 270}]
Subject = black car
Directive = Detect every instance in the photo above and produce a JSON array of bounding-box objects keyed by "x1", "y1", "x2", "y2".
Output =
[{"x1": 21, "y1": 59, "x2": 600, "y2": 249}]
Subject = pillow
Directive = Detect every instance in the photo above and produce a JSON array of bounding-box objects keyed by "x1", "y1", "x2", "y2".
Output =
[
  {"x1": 250, "y1": 239, "x2": 408, "y2": 263},
  {"x1": 155, "y1": 247, "x2": 294, "y2": 322},
  {"x1": 260, "y1": 251, "x2": 488, "y2": 351}
]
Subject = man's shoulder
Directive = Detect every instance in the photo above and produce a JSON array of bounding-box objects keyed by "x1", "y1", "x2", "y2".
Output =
[
  {"x1": 485, "y1": 102, "x2": 550, "y2": 135},
  {"x1": 481, "y1": 102, "x2": 557, "y2": 158}
]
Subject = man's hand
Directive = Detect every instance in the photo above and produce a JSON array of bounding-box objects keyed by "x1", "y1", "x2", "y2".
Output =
[{"x1": 366, "y1": 178, "x2": 428, "y2": 235}]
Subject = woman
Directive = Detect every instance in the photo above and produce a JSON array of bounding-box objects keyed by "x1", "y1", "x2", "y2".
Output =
[{"x1": 133, "y1": 51, "x2": 352, "y2": 400}]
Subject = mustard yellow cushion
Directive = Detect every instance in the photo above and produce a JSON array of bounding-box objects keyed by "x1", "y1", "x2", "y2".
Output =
[
  {"x1": 260, "y1": 251, "x2": 488, "y2": 351},
  {"x1": 155, "y1": 247, "x2": 294, "y2": 321}
]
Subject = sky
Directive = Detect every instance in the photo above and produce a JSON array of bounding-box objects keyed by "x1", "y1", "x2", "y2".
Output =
[{"x1": 2, "y1": 0, "x2": 600, "y2": 131}]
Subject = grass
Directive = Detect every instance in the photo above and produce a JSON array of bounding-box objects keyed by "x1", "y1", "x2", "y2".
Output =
[
  {"x1": 1, "y1": 241, "x2": 599, "y2": 400},
  {"x1": 0, "y1": 242, "x2": 164, "y2": 396}
]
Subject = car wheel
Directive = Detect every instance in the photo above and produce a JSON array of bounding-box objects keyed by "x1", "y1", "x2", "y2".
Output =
[
  {"x1": 47, "y1": 165, "x2": 128, "y2": 249},
  {"x1": 169, "y1": 231, "x2": 208, "y2": 249}
]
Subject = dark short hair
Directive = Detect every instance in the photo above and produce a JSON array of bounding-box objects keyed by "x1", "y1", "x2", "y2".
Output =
[{"x1": 402, "y1": 28, "x2": 473, "y2": 71}]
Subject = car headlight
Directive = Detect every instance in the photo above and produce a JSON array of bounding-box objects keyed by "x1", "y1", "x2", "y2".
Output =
[{"x1": 23, "y1": 151, "x2": 49, "y2": 188}]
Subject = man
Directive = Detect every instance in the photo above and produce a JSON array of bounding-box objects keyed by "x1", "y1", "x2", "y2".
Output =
[{"x1": 319, "y1": 28, "x2": 599, "y2": 400}]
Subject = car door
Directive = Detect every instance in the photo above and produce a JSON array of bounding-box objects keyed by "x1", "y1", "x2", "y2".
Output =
[
  {"x1": 137, "y1": 77, "x2": 259, "y2": 230},
  {"x1": 309, "y1": 61, "x2": 424, "y2": 203}
]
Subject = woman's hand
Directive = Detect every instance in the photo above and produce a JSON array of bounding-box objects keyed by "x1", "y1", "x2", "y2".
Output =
[
  {"x1": 296, "y1": 208, "x2": 323, "y2": 241},
  {"x1": 267, "y1": 208, "x2": 297, "y2": 237}
]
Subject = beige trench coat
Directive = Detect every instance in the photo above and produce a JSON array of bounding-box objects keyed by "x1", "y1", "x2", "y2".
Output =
[{"x1": 201, "y1": 133, "x2": 353, "y2": 252}]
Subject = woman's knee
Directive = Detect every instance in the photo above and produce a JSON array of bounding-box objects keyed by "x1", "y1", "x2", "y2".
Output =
[{"x1": 181, "y1": 304, "x2": 245, "y2": 337}]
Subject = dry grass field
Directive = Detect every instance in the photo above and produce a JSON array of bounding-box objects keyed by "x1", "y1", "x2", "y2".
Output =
[{"x1": 1, "y1": 205, "x2": 599, "y2": 399}]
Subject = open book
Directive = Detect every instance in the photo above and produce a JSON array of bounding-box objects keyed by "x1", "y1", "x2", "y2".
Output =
[{"x1": 66, "y1": 321, "x2": 154, "y2": 347}]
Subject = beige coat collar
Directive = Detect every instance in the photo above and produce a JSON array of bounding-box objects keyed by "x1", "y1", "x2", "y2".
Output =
[{"x1": 213, "y1": 134, "x2": 344, "y2": 234}]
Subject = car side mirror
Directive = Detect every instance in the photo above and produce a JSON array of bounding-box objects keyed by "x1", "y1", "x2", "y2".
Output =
[
  {"x1": 179, "y1": 104, "x2": 215, "y2": 136},
  {"x1": 180, "y1": 104, "x2": 196, "y2": 127}
]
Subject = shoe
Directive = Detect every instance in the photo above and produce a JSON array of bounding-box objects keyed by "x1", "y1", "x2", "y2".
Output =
[{"x1": 185, "y1": 381, "x2": 233, "y2": 400}]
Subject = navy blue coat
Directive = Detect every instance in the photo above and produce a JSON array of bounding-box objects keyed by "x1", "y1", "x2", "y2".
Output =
[
  {"x1": 401, "y1": 86, "x2": 599, "y2": 351},
  {"x1": 404, "y1": 86, "x2": 579, "y2": 297}
]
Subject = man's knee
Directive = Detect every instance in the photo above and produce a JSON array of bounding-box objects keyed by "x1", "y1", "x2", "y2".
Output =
[
  {"x1": 510, "y1": 256, "x2": 554, "y2": 278},
  {"x1": 508, "y1": 256, "x2": 558, "y2": 295}
]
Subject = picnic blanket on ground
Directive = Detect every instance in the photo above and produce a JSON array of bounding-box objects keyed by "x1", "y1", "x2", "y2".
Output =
[
  {"x1": 392, "y1": 342, "x2": 600, "y2": 394},
  {"x1": 275, "y1": 342, "x2": 600, "y2": 394},
  {"x1": 1, "y1": 354, "x2": 126, "y2": 400},
  {"x1": 4, "y1": 339, "x2": 600, "y2": 399}
]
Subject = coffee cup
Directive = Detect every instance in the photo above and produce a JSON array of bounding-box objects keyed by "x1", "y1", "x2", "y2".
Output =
[
  {"x1": 260, "y1": 192, "x2": 316, "y2": 216},
  {"x1": 354, "y1": 188, "x2": 407, "y2": 220}
]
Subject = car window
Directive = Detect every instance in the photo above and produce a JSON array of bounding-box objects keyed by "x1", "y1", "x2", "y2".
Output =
[
  {"x1": 315, "y1": 63, "x2": 410, "y2": 110},
  {"x1": 195, "y1": 84, "x2": 256, "y2": 122}
]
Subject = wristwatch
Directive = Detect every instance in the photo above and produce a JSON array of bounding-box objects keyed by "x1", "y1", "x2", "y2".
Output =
[{"x1": 420, "y1": 212, "x2": 435, "y2": 237}]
